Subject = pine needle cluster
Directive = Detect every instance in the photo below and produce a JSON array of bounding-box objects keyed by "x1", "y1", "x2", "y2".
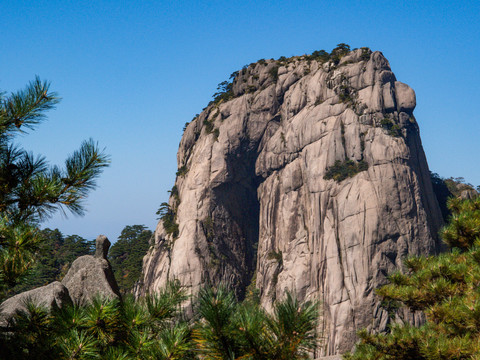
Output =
[
  {"x1": 0, "y1": 282, "x2": 319, "y2": 360},
  {"x1": 0, "y1": 78, "x2": 110, "y2": 295}
]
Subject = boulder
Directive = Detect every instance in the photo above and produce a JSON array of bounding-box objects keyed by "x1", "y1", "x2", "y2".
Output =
[
  {"x1": 0, "y1": 281, "x2": 71, "y2": 322},
  {"x1": 62, "y1": 235, "x2": 121, "y2": 305}
]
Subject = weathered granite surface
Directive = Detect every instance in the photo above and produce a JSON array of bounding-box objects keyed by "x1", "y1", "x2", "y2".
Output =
[
  {"x1": 62, "y1": 235, "x2": 121, "y2": 304},
  {"x1": 0, "y1": 281, "x2": 71, "y2": 322},
  {"x1": 139, "y1": 48, "x2": 443, "y2": 355},
  {"x1": 1, "y1": 235, "x2": 121, "y2": 322}
]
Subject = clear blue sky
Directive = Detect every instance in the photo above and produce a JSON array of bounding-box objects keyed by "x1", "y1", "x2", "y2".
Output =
[{"x1": 1, "y1": 0, "x2": 479, "y2": 242}]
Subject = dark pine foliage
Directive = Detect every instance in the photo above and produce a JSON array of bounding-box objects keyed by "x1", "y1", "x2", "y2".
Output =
[
  {"x1": 7, "y1": 228, "x2": 93, "y2": 296},
  {"x1": 156, "y1": 202, "x2": 179, "y2": 238},
  {"x1": 0, "y1": 77, "x2": 109, "y2": 294},
  {"x1": 209, "y1": 80, "x2": 234, "y2": 106},
  {"x1": 109, "y1": 225, "x2": 152, "y2": 294},
  {"x1": 0, "y1": 282, "x2": 319, "y2": 360},
  {"x1": 323, "y1": 159, "x2": 368, "y2": 182},
  {"x1": 430, "y1": 172, "x2": 479, "y2": 221}
]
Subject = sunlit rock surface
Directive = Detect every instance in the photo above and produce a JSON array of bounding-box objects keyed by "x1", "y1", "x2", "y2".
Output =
[{"x1": 139, "y1": 49, "x2": 443, "y2": 355}]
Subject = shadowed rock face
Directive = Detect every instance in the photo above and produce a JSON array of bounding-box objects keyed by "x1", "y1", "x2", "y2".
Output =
[{"x1": 139, "y1": 49, "x2": 443, "y2": 355}]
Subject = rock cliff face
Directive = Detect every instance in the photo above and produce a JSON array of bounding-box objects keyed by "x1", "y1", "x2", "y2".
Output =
[{"x1": 139, "y1": 48, "x2": 443, "y2": 355}]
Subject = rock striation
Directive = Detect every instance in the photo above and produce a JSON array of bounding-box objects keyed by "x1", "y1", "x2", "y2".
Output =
[{"x1": 139, "y1": 48, "x2": 443, "y2": 355}]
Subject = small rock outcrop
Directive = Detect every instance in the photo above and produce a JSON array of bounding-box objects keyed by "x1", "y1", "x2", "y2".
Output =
[
  {"x1": 1, "y1": 235, "x2": 121, "y2": 320},
  {"x1": 62, "y1": 235, "x2": 121, "y2": 304},
  {"x1": 0, "y1": 281, "x2": 71, "y2": 322},
  {"x1": 139, "y1": 48, "x2": 444, "y2": 355}
]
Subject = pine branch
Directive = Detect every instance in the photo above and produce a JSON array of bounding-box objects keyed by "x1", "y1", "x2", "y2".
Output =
[{"x1": 0, "y1": 76, "x2": 60, "y2": 137}]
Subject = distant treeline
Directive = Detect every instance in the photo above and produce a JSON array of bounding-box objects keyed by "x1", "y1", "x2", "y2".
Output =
[{"x1": 430, "y1": 172, "x2": 479, "y2": 221}]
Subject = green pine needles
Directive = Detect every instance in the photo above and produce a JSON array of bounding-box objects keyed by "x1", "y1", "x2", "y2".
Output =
[
  {"x1": 0, "y1": 282, "x2": 320, "y2": 360},
  {"x1": 323, "y1": 159, "x2": 368, "y2": 182},
  {"x1": 346, "y1": 196, "x2": 480, "y2": 359},
  {"x1": 0, "y1": 77, "x2": 110, "y2": 294}
]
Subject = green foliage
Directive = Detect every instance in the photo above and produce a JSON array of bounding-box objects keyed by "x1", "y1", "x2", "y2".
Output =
[
  {"x1": 360, "y1": 47, "x2": 371, "y2": 61},
  {"x1": 244, "y1": 273, "x2": 260, "y2": 306},
  {"x1": 381, "y1": 118, "x2": 402, "y2": 137},
  {"x1": 176, "y1": 165, "x2": 188, "y2": 177},
  {"x1": 156, "y1": 202, "x2": 179, "y2": 238},
  {"x1": 6, "y1": 228, "x2": 93, "y2": 296},
  {"x1": 193, "y1": 284, "x2": 319, "y2": 360},
  {"x1": 202, "y1": 216, "x2": 214, "y2": 242},
  {"x1": 330, "y1": 43, "x2": 351, "y2": 64},
  {"x1": 268, "y1": 292, "x2": 319, "y2": 359},
  {"x1": 267, "y1": 250, "x2": 283, "y2": 266},
  {"x1": 210, "y1": 80, "x2": 234, "y2": 106},
  {"x1": 338, "y1": 85, "x2": 355, "y2": 105},
  {"x1": 269, "y1": 66, "x2": 279, "y2": 82},
  {"x1": 204, "y1": 118, "x2": 215, "y2": 134},
  {"x1": 257, "y1": 59, "x2": 267, "y2": 66},
  {"x1": 109, "y1": 225, "x2": 152, "y2": 295},
  {"x1": 169, "y1": 184, "x2": 180, "y2": 203},
  {"x1": 0, "y1": 281, "x2": 320, "y2": 359},
  {"x1": 304, "y1": 44, "x2": 356, "y2": 67},
  {"x1": 0, "y1": 281, "x2": 191, "y2": 359},
  {"x1": 430, "y1": 172, "x2": 479, "y2": 221},
  {"x1": 442, "y1": 197, "x2": 480, "y2": 250},
  {"x1": 323, "y1": 159, "x2": 368, "y2": 182},
  {"x1": 347, "y1": 196, "x2": 480, "y2": 359},
  {"x1": 305, "y1": 49, "x2": 330, "y2": 63},
  {"x1": 0, "y1": 78, "x2": 109, "y2": 293},
  {"x1": 193, "y1": 285, "x2": 240, "y2": 359},
  {"x1": 213, "y1": 128, "x2": 220, "y2": 140}
]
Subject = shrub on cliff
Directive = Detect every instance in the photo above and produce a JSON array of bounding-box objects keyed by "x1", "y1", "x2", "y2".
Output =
[{"x1": 323, "y1": 159, "x2": 368, "y2": 182}]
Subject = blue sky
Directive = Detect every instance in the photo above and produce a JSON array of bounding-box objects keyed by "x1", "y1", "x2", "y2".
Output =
[{"x1": 1, "y1": 0, "x2": 479, "y2": 242}]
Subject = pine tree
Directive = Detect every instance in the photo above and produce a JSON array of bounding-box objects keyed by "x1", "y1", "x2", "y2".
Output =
[
  {"x1": 346, "y1": 196, "x2": 480, "y2": 359},
  {"x1": 0, "y1": 77, "x2": 110, "y2": 295},
  {"x1": 6, "y1": 229, "x2": 94, "y2": 297},
  {"x1": 109, "y1": 225, "x2": 152, "y2": 294}
]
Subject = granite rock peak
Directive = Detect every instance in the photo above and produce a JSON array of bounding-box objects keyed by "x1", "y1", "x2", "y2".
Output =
[{"x1": 139, "y1": 47, "x2": 443, "y2": 355}]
